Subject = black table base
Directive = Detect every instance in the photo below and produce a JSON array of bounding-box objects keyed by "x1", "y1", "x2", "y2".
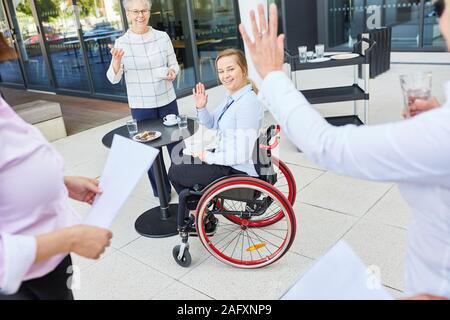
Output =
[
  {"x1": 102, "y1": 118, "x2": 197, "y2": 239},
  {"x1": 134, "y1": 204, "x2": 179, "y2": 238}
]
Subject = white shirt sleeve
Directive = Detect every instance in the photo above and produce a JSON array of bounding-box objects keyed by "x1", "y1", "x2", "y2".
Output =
[
  {"x1": 106, "y1": 39, "x2": 124, "y2": 84},
  {"x1": 0, "y1": 233, "x2": 36, "y2": 295},
  {"x1": 258, "y1": 71, "x2": 450, "y2": 187},
  {"x1": 106, "y1": 61, "x2": 124, "y2": 84}
]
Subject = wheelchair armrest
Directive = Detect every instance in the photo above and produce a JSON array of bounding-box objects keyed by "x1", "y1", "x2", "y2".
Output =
[{"x1": 193, "y1": 184, "x2": 204, "y2": 192}]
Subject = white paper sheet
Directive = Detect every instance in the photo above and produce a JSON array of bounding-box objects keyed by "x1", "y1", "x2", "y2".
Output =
[
  {"x1": 281, "y1": 241, "x2": 393, "y2": 300},
  {"x1": 84, "y1": 134, "x2": 159, "y2": 228}
]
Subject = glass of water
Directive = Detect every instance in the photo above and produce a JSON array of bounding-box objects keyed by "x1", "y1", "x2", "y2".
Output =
[
  {"x1": 399, "y1": 72, "x2": 432, "y2": 118},
  {"x1": 177, "y1": 114, "x2": 188, "y2": 130},
  {"x1": 298, "y1": 46, "x2": 307, "y2": 63},
  {"x1": 315, "y1": 44, "x2": 325, "y2": 59},
  {"x1": 126, "y1": 119, "x2": 138, "y2": 136}
]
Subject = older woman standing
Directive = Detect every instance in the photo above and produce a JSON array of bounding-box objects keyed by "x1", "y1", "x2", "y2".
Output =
[{"x1": 107, "y1": 0, "x2": 180, "y2": 200}]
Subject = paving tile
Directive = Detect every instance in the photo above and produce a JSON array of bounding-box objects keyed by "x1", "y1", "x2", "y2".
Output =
[
  {"x1": 342, "y1": 219, "x2": 407, "y2": 291},
  {"x1": 121, "y1": 235, "x2": 212, "y2": 280},
  {"x1": 73, "y1": 251, "x2": 174, "y2": 300},
  {"x1": 365, "y1": 186, "x2": 411, "y2": 229},
  {"x1": 179, "y1": 253, "x2": 313, "y2": 300},
  {"x1": 152, "y1": 281, "x2": 212, "y2": 300},
  {"x1": 108, "y1": 196, "x2": 158, "y2": 249},
  {"x1": 290, "y1": 203, "x2": 358, "y2": 259},
  {"x1": 299, "y1": 171, "x2": 392, "y2": 216}
]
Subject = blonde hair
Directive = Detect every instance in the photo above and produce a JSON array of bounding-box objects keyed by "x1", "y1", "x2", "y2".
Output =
[{"x1": 215, "y1": 48, "x2": 259, "y2": 94}]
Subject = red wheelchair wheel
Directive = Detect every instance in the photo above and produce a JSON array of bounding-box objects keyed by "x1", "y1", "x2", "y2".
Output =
[
  {"x1": 222, "y1": 157, "x2": 296, "y2": 227},
  {"x1": 195, "y1": 176, "x2": 296, "y2": 268}
]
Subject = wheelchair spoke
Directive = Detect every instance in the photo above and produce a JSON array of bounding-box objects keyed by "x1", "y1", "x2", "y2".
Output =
[
  {"x1": 252, "y1": 226, "x2": 288, "y2": 241},
  {"x1": 217, "y1": 229, "x2": 245, "y2": 254},
  {"x1": 244, "y1": 229, "x2": 264, "y2": 260},
  {"x1": 196, "y1": 176, "x2": 296, "y2": 268},
  {"x1": 230, "y1": 228, "x2": 243, "y2": 259},
  {"x1": 247, "y1": 227, "x2": 285, "y2": 250},
  {"x1": 247, "y1": 228, "x2": 274, "y2": 256}
]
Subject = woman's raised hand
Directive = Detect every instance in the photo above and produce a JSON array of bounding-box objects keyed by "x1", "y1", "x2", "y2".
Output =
[
  {"x1": 108, "y1": 44, "x2": 124, "y2": 62},
  {"x1": 193, "y1": 82, "x2": 208, "y2": 109},
  {"x1": 108, "y1": 44, "x2": 124, "y2": 74}
]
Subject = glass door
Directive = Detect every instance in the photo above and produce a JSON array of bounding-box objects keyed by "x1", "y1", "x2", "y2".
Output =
[
  {"x1": 6, "y1": 0, "x2": 52, "y2": 89},
  {"x1": 38, "y1": 1, "x2": 90, "y2": 92},
  {"x1": 0, "y1": 0, "x2": 24, "y2": 85},
  {"x1": 149, "y1": 0, "x2": 197, "y2": 92},
  {"x1": 78, "y1": 0, "x2": 126, "y2": 95},
  {"x1": 191, "y1": 0, "x2": 240, "y2": 82}
]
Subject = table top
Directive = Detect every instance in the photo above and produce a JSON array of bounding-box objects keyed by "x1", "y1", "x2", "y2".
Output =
[{"x1": 102, "y1": 118, "x2": 198, "y2": 149}]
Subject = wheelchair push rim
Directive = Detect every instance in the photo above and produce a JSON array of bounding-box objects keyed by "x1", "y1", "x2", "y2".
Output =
[
  {"x1": 195, "y1": 177, "x2": 296, "y2": 268},
  {"x1": 222, "y1": 157, "x2": 296, "y2": 228}
]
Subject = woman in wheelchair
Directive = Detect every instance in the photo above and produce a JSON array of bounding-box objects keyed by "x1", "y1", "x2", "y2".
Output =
[
  {"x1": 168, "y1": 49, "x2": 297, "y2": 268},
  {"x1": 169, "y1": 49, "x2": 262, "y2": 193}
]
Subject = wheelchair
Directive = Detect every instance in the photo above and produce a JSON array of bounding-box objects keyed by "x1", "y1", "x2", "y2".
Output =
[{"x1": 173, "y1": 125, "x2": 297, "y2": 268}]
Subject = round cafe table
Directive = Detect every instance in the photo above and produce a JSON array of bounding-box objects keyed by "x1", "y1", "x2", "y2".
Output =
[{"x1": 102, "y1": 118, "x2": 198, "y2": 238}]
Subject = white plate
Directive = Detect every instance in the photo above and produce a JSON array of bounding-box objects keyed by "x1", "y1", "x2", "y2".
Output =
[
  {"x1": 132, "y1": 131, "x2": 161, "y2": 142},
  {"x1": 308, "y1": 57, "x2": 331, "y2": 63},
  {"x1": 330, "y1": 53, "x2": 360, "y2": 60}
]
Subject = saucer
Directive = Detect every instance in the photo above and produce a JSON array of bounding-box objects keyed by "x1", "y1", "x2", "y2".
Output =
[
  {"x1": 132, "y1": 131, "x2": 161, "y2": 142},
  {"x1": 308, "y1": 57, "x2": 331, "y2": 63},
  {"x1": 330, "y1": 53, "x2": 360, "y2": 60},
  {"x1": 163, "y1": 120, "x2": 178, "y2": 127}
]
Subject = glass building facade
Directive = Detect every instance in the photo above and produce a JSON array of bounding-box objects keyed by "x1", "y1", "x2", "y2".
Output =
[
  {"x1": 325, "y1": 0, "x2": 445, "y2": 50},
  {"x1": 0, "y1": 0, "x2": 445, "y2": 101},
  {"x1": 0, "y1": 0, "x2": 241, "y2": 99}
]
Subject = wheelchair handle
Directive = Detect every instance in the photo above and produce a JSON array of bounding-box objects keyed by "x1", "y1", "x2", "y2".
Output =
[{"x1": 260, "y1": 125, "x2": 281, "y2": 150}]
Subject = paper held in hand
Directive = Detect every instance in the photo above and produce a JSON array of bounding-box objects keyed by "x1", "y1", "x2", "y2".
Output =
[
  {"x1": 84, "y1": 135, "x2": 159, "y2": 228},
  {"x1": 281, "y1": 241, "x2": 394, "y2": 300}
]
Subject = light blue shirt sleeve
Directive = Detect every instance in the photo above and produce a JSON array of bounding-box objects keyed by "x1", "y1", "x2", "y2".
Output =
[{"x1": 197, "y1": 107, "x2": 217, "y2": 130}]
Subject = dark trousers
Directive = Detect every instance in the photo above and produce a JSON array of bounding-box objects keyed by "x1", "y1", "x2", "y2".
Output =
[
  {"x1": 131, "y1": 99, "x2": 179, "y2": 198},
  {"x1": 168, "y1": 155, "x2": 245, "y2": 219},
  {"x1": 0, "y1": 255, "x2": 73, "y2": 300}
]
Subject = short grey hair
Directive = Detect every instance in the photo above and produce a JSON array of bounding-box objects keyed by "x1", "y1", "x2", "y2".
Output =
[{"x1": 122, "y1": 0, "x2": 152, "y2": 11}]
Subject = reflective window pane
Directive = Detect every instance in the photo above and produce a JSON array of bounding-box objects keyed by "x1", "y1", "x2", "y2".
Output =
[
  {"x1": 40, "y1": 2, "x2": 90, "y2": 91},
  {"x1": 423, "y1": 0, "x2": 445, "y2": 48},
  {"x1": 192, "y1": 0, "x2": 240, "y2": 83},
  {"x1": 9, "y1": 0, "x2": 51, "y2": 87},
  {"x1": 388, "y1": 0, "x2": 421, "y2": 48},
  {"x1": 327, "y1": 0, "x2": 421, "y2": 50},
  {"x1": 0, "y1": 3, "x2": 24, "y2": 85},
  {"x1": 79, "y1": 0, "x2": 126, "y2": 95},
  {"x1": 149, "y1": 0, "x2": 196, "y2": 92}
]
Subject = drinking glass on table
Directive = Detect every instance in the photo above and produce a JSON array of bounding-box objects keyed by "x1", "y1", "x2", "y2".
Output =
[
  {"x1": 126, "y1": 119, "x2": 138, "y2": 136},
  {"x1": 298, "y1": 46, "x2": 307, "y2": 63},
  {"x1": 399, "y1": 72, "x2": 432, "y2": 118},
  {"x1": 315, "y1": 44, "x2": 325, "y2": 59},
  {"x1": 177, "y1": 114, "x2": 188, "y2": 130}
]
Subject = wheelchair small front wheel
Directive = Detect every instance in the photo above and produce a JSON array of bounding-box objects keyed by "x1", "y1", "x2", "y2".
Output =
[{"x1": 172, "y1": 245, "x2": 192, "y2": 267}]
